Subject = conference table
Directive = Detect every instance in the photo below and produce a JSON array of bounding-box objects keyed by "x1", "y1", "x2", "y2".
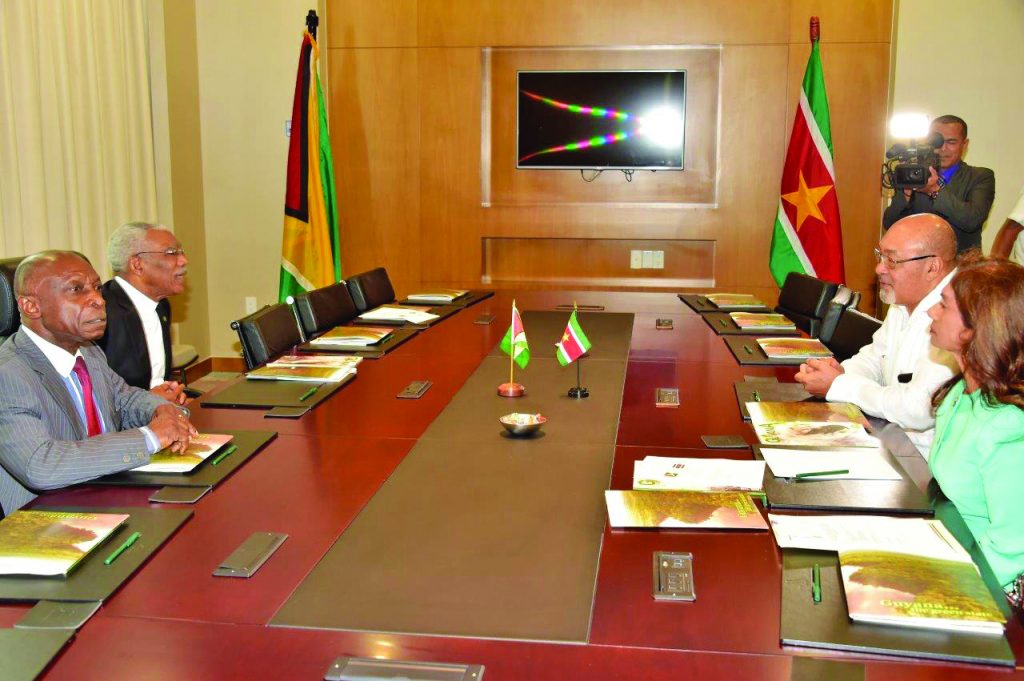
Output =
[{"x1": 3, "y1": 291, "x2": 1023, "y2": 680}]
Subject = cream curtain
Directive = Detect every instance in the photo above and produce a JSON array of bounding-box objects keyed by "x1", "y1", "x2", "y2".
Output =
[{"x1": 0, "y1": 0, "x2": 157, "y2": 274}]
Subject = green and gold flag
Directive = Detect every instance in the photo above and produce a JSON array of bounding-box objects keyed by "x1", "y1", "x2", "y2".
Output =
[{"x1": 279, "y1": 23, "x2": 342, "y2": 301}]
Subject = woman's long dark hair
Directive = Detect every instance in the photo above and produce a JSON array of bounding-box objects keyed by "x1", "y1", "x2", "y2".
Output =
[{"x1": 932, "y1": 255, "x2": 1024, "y2": 410}]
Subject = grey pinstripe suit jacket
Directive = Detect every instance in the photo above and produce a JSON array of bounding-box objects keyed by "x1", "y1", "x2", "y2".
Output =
[{"x1": 0, "y1": 328, "x2": 166, "y2": 515}]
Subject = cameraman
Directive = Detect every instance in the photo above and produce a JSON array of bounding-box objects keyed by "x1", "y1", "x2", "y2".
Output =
[{"x1": 883, "y1": 115, "x2": 995, "y2": 253}]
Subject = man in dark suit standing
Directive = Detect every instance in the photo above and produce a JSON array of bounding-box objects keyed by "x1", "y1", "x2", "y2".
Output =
[
  {"x1": 883, "y1": 115, "x2": 995, "y2": 253},
  {"x1": 0, "y1": 251, "x2": 194, "y2": 515},
  {"x1": 98, "y1": 222, "x2": 189, "y2": 404}
]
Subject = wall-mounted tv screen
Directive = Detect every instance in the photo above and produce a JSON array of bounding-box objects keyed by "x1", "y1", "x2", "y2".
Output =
[{"x1": 517, "y1": 70, "x2": 686, "y2": 170}]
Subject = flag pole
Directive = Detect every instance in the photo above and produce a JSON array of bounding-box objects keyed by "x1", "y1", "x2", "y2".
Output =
[
  {"x1": 567, "y1": 300, "x2": 589, "y2": 399},
  {"x1": 306, "y1": 10, "x2": 319, "y2": 38}
]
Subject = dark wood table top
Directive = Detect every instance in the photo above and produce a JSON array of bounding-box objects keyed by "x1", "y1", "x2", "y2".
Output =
[{"x1": 13, "y1": 290, "x2": 1024, "y2": 679}]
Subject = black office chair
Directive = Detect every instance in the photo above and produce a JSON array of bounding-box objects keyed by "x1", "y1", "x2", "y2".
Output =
[
  {"x1": 345, "y1": 267, "x2": 395, "y2": 313},
  {"x1": 821, "y1": 306, "x2": 882, "y2": 362},
  {"x1": 0, "y1": 256, "x2": 24, "y2": 342},
  {"x1": 818, "y1": 285, "x2": 862, "y2": 341},
  {"x1": 231, "y1": 303, "x2": 303, "y2": 370},
  {"x1": 775, "y1": 272, "x2": 840, "y2": 337},
  {"x1": 294, "y1": 282, "x2": 359, "y2": 337}
]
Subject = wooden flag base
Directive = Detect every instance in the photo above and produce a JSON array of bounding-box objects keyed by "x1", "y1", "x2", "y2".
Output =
[
  {"x1": 568, "y1": 386, "x2": 589, "y2": 399},
  {"x1": 497, "y1": 382, "x2": 526, "y2": 397}
]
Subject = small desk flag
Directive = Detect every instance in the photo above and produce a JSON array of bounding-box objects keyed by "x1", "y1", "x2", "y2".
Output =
[
  {"x1": 499, "y1": 301, "x2": 531, "y2": 369},
  {"x1": 556, "y1": 310, "x2": 591, "y2": 366}
]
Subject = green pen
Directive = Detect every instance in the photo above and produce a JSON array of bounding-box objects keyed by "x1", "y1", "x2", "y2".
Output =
[
  {"x1": 211, "y1": 444, "x2": 238, "y2": 466},
  {"x1": 718, "y1": 318, "x2": 727, "y2": 327},
  {"x1": 748, "y1": 491, "x2": 767, "y2": 504},
  {"x1": 795, "y1": 469, "x2": 850, "y2": 480},
  {"x1": 298, "y1": 385, "x2": 320, "y2": 401},
  {"x1": 104, "y1": 531, "x2": 141, "y2": 566},
  {"x1": 812, "y1": 563, "x2": 821, "y2": 603},
  {"x1": 743, "y1": 345, "x2": 753, "y2": 355}
]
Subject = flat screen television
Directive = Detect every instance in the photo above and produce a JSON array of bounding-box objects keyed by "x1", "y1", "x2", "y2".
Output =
[{"x1": 516, "y1": 70, "x2": 686, "y2": 170}]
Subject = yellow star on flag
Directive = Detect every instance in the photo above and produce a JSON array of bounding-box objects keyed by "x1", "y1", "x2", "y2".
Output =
[
  {"x1": 781, "y1": 171, "x2": 833, "y2": 230},
  {"x1": 562, "y1": 333, "x2": 570, "y2": 342}
]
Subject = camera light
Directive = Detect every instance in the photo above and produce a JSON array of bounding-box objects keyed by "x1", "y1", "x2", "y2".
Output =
[{"x1": 889, "y1": 113, "x2": 929, "y2": 139}]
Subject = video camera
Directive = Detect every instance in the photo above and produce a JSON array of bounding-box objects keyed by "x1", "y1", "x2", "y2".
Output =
[{"x1": 881, "y1": 131, "x2": 943, "y2": 190}]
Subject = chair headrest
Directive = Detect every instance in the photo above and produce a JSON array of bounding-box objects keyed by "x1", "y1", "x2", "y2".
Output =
[
  {"x1": 0, "y1": 257, "x2": 24, "y2": 337},
  {"x1": 346, "y1": 268, "x2": 395, "y2": 312}
]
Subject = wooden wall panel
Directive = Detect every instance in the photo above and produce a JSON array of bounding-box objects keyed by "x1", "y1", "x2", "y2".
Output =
[
  {"x1": 325, "y1": 0, "x2": 417, "y2": 47},
  {"x1": 418, "y1": 48, "x2": 482, "y2": 286},
  {"x1": 788, "y1": 0, "x2": 893, "y2": 43},
  {"x1": 417, "y1": 0, "x2": 790, "y2": 48},
  {"x1": 327, "y1": 48, "x2": 421, "y2": 291},
  {"x1": 483, "y1": 238, "x2": 715, "y2": 288},
  {"x1": 324, "y1": 0, "x2": 894, "y2": 303}
]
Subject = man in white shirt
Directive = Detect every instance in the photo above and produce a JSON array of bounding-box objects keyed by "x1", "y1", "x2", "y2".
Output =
[
  {"x1": 990, "y1": 184, "x2": 1024, "y2": 263},
  {"x1": 0, "y1": 251, "x2": 194, "y2": 514},
  {"x1": 98, "y1": 222, "x2": 189, "y2": 403},
  {"x1": 794, "y1": 214, "x2": 960, "y2": 456}
]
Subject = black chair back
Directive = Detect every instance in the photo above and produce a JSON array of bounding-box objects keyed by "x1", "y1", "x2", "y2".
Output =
[
  {"x1": 0, "y1": 257, "x2": 23, "y2": 340},
  {"x1": 346, "y1": 268, "x2": 395, "y2": 313},
  {"x1": 231, "y1": 303, "x2": 303, "y2": 370},
  {"x1": 775, "y1": 272, "x2": 840, "y2": 337},
  {"x1": 818, "y1": 285, "x2": 861, "y2": 341},
  {"x1": 822, "y1": 307, "x2": 882, "y2": 362},
  {"x1": 295, "y1": 282, "x2": 358, "y2": 337}
]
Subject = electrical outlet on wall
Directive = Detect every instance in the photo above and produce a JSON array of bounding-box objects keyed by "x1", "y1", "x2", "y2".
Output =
[{"x1": 244, "y1": 296, "x2": 258, "y2": 314}]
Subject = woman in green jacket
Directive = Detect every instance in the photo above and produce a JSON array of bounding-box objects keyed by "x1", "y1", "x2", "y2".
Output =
[{"x1": 927, "y1": 256, "x2": 1024, "y2": 593}]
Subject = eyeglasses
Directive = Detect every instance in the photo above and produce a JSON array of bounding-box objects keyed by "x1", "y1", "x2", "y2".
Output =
[
  {"x1": 135, "y1": 248, "x2": 186, "y2": 258},
  {"x1": 873, "y1": 248, "x2": 935, "y2": 269}
]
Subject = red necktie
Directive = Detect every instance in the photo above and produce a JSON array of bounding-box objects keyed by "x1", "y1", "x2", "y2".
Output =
[{"x1": 71, "y1": 356, "x2": 102, "y2": 437}]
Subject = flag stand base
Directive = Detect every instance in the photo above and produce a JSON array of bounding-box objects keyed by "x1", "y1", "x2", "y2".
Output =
[
  {"x1": 567, "y1": 386, "x2": 589, "y2": 399},
  {"x1": 497, "y1": 382, "x2": 525, "y2": 397}
]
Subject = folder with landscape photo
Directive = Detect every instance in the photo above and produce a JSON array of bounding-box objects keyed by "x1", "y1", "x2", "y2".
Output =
[
  {"x1": 309, "y1": 326, "x2": 392, "y2": 347},
  {"x1": 132, "y1": 433, "x2": 234, "y2": 474},
  {"x1": 840, "y1": 534, "x2": 1005, "y2": 636},
  {"x1": 245, "y1": 363, "x2": 355, "y2": 382},
  {"x1": 748, "y1": 401, "x2": 878, "y2": 448},
  {"x1": 0, "y1": 510, "x2": 130, "y2": 577},
  {"x1": 605, "y1": 490, "x2": 768, "y2": 530},
  {"x1": 358, "y1": 305, "x2": 439, "y2": 324},
  {"x1": 405, "y1": 288, "x2": 468, "y2": 304},
  {"x1": 756, "y1": 337, "x2": 833, "y2": 359},
  {"x1": 729, "y1": 312, "x2": 796, "y2": 331},
  {"x1": 704, "y1": 293, "x2": 767, "y2": 309}
]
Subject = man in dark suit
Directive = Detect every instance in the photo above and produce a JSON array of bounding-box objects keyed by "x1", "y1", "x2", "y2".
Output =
[
  {"x1": 0, "y1": 251, "x2": 194, "y2": 515},
  {"x1": 883, "y1": 115, "x2": 995, "y2": 253},
  {"x1": 98, "y1": 222, "x2": 189, "y2": 403}
]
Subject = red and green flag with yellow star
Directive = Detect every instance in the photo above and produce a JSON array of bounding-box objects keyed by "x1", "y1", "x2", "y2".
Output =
[{"x1": 769, "y1": 18, "x2": 845, "y2": 287}]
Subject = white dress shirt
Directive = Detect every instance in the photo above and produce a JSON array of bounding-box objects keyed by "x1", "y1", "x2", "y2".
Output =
[
  {"x1": 115, "y1": 276, "x2": 166, "y2": 388},
  {"x1": 826, "y1": 269, "x2": 959, "y2": 458}
]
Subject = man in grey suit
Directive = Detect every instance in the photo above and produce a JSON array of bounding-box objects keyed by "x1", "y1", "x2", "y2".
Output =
[
  {"x1": 883, "y1": 114, "x2": 995, "y2": 253},
  {"x1": 0, "y1": 251, "x2": 195, "y2": 515}
]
